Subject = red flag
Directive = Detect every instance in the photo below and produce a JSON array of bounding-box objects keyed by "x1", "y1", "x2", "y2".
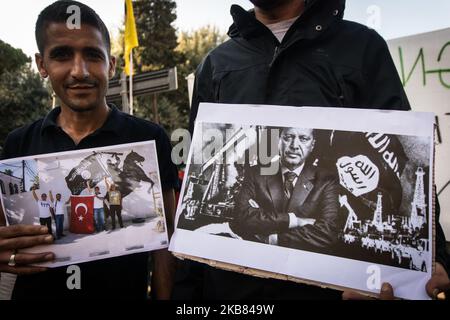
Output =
[{"x1": 69, "y1": 195, "x2": 95, "y2": 234}]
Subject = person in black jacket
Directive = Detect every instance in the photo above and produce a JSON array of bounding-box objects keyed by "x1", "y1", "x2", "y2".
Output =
[{"x1": 175, "y1": 0, "x2": 450, "y2": 300}]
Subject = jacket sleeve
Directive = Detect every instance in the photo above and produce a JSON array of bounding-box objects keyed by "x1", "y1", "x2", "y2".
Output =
[
  {"x1": 361, "y1": 29, "x2": 411, "y2": 111},
  {"x1": 277, "y1": 178, "x2": 341, "y2": 250},
  {"x1": 229, "y1": 169, "x2": 290, "y2": 238},
  {"x1": 188, "y1": 55, "x2": 216, "y2": 134},
  {"x1": 435, "y1": 194, "x2": 450, "y2": 275}
]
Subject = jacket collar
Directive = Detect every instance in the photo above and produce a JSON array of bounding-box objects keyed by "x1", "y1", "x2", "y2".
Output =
[{"x1": 228, "y1": 0, "x2": 345, "y2": 42}]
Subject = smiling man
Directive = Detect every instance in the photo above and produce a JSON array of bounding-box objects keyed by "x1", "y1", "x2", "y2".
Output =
[
  {"x1": 34, "y1": 3, "x2": 114, "y2": 145},
  {"x1": 0, "y1": 1, "x2": 178, "y2": 300}
]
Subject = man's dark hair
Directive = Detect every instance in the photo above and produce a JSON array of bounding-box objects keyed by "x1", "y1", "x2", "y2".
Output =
[{"x1": 35, "y1": 0, "x2": 111, "y2": 55}]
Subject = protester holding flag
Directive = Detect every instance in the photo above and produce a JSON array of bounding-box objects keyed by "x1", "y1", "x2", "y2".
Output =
[
  {"x1": 0, "y1": 1, "x2": 178, "y2": 300},
  {"x1": 32, "y1": 187, "x2": 54, "y2": 237}
]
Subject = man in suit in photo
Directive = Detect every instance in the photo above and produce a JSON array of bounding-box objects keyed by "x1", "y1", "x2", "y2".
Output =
[{"x1": 228, "y1": 127, "x2": 341, "y2": 253}]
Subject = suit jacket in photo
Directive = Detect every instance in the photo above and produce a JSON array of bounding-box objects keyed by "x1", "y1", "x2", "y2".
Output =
[{"x1": 229, "y1": 163, "x2": 342, "y2": 252}]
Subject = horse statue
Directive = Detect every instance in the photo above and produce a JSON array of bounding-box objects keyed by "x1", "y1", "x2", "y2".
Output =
[
  {"x1": 115, "y1": 150, "x2": 155, "y2": 198},
  {"x1": 65, "y1": 150, "x2": 154, "y2": 197}
]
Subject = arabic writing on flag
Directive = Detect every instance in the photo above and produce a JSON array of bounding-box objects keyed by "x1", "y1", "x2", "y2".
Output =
[{"x1": 65, "y1": 153, "x2": 108, "y2": 195}]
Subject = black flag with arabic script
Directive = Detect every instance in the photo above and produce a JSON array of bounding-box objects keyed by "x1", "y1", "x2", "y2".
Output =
[
  {"x1": 65, "y1": 153, "x2": 108, "y2": 195},
  {"x1": 320, "y1": 131, "x2": 408, "y2": 218}
]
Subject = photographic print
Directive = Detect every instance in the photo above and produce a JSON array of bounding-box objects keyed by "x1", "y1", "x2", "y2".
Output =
[
  {"x1": 169, "y1": 103, "x2": 435, "y2": 300},
  {"x1": 0, "y1": 141, "x2": 168, "y2": 267}
]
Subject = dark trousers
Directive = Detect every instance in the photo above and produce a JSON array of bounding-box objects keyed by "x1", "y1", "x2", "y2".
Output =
[
  {"x1": 55, "y1": 215, "x2": 64, "y2": 238},
  {"x1": 39, "y1": 217, "x2": 52, "y2": 236},
  {"x1": 110, "y1": 205, "x2": 123, "y2": 229}
]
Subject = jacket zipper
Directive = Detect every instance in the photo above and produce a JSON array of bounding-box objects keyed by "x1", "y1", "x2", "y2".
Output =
[{"x1": 269, "y1": 46, "x2": 280, "y2": 68}]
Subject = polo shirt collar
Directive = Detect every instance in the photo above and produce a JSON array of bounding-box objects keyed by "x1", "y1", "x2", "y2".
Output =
[{"x1": 40, "y1": 104, "x2": 125, "y2": 137}]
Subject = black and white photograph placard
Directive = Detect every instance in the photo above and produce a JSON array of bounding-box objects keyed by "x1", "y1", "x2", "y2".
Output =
[{"x1": 170, "y1": 103, "x2": 435, "y2": 300}]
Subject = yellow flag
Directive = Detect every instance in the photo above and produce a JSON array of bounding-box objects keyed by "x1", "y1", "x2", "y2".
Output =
[{"x1": 124, "y1": 0, "x2": 139, "y2": 75}]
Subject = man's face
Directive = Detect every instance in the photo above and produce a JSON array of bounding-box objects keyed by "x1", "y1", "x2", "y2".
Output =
[
  {"x1": 279, "y1": 127, "x2": 315, "y2": 170},
  {"x1": 35, "y1": 23, "x2": 116, "y2": 113},
  {"x1": 56, "y1": 194, "x2": 61, "y2": 201},
  {"x1": 41, "y1": 193, "x2": 47, "y2": 201},
  {"x1": 94, "y1": 187, "x2": 100, "y2": 194},
  {"x1": 250, "y1": 0, "x2": 295, "y2": 10}
]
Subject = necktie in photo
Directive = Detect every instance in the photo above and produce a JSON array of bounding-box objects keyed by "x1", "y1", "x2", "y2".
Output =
[{"x1": 284, "y1": 171, "x2": 297, "y2": 198}]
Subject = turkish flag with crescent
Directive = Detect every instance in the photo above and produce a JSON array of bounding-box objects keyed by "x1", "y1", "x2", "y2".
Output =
[{"x1": 69, "y1": 195, "x2": 95, "y2": 234}]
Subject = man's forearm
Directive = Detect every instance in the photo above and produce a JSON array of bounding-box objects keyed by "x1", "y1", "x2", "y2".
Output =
[
  {"x1": 151, "y1": 249, "x2": 176, "y2": 299},
  {"x1": 151, "y1": 188, "x2": 177, "y2": 299},
  {"x1": 32, "y1": 190, "x2": 38, "y2": 201}
]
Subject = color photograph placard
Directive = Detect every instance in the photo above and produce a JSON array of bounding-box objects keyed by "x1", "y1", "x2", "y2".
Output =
[{"x1": 0, "y1": 141, "x2": 168, "y2": 267}]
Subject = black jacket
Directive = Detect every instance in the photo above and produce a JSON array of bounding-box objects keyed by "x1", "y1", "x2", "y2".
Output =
[
  {"x1": 230, "y1": 164, "x2": 341, "y2": 252},
  {"x1": 189, "y1": 0, "x2": 410, "y2": 132},
  {"x1": 177, "y1": 0, "x2": 449, "y2": 300}
]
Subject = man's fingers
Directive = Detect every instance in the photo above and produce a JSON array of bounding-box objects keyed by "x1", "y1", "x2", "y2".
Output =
[
  {"x1": 0, "y1": 251, "x2": 54, "y2": 265},
  {"x1": 379, "y1": 282, "x2": 395, "y2": 300},
  {"x1": 342, "y1": 285, "x2": 393, "y2": 300},
  {"x1": 0, "y1": 264, "x2": 48, "y2": 275},
  {"x1": 0, "y1": 234, "x2": 53, "y2": 251},
  {"x1": 0, "y1": 225, "x2": 49, "y2": 238},
  {"x1": 426, "y1": 264, "x2": 450, "y2": 298},
  {"x1": 11, "y1": 252, "x2": 55, "y2": 265}
]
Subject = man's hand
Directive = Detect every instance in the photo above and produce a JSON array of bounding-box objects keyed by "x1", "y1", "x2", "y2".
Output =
[
  {"x1": 342, "y1": 283, "x2": 394, "y2": 300},
  {"x1": 297, "y1": 217, "x2": 316, "y2": 227},
  {"x1": 342, "y1": 263, "x2": 450, "y2": 300},
  {"x1": 0, "y1": 225, "x2": 55, "y2": 275},
  {"x1": 288, "y1": 213, "x2": 315, "y2": 229},
  {"x1": 426, "y1": 262, "x2": 450, "y2": 299},
  {"x1": 151, "y1": 189, "x2": 177, "y2": 300}
]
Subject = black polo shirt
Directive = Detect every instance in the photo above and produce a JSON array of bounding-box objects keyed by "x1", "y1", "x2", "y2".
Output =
[{"x1": 1, "y1": 104, "x2": 179, "y2": 299}]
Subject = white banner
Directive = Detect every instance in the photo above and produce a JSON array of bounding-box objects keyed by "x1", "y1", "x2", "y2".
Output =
[{"x1": 388, "y1": 28, "x2": 450, "y2": 238}]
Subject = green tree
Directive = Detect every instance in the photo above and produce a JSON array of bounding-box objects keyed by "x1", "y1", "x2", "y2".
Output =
[
  {"x1": 160, "y1": 25, "x2": 227, "y2": 132},
  {"x1": 134, "y1": 0, "x2": 180, "y2": 71},
  {"x1": 112, "y1": 1, "x2": 227, "y2": 133},
  {"x1": 129, "y1": 0, "x2": 183, "y2": 131},
  {"x1": 0, "y1": 40, "x2": 50, "y2": 148},
  {"x1": 177, "y1": 25, "x2": 227, "y2": 74},
  {"x1": 0, "y1": 40, "x2": 30, "y2": 75}
]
